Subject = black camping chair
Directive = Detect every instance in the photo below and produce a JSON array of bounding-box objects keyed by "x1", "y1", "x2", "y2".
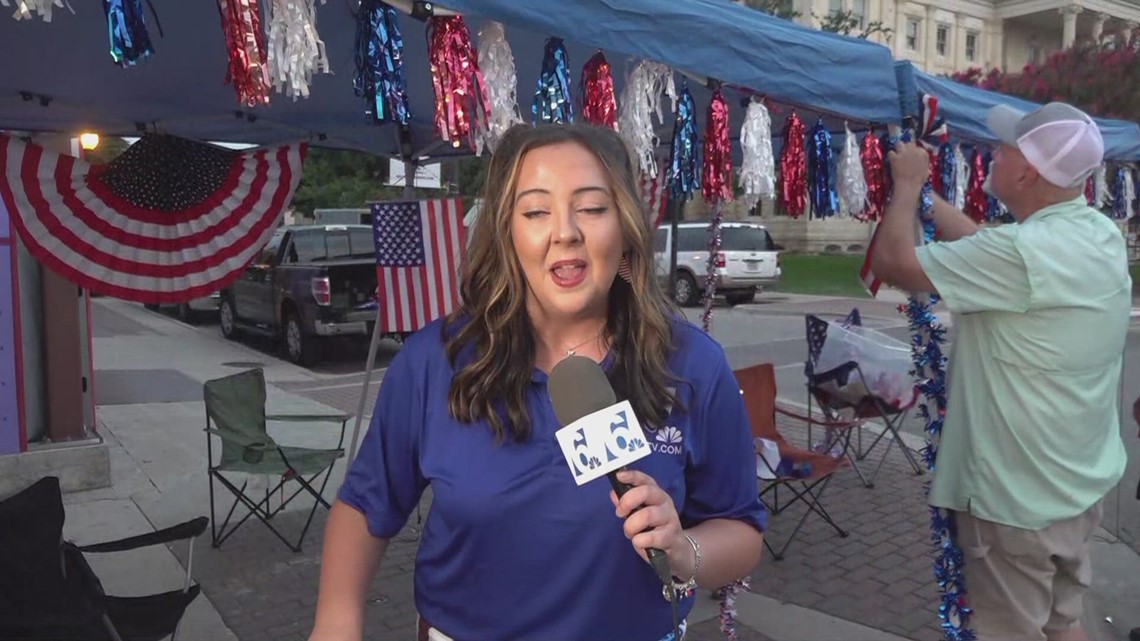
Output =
[
  {"x1": 804, "y1": 311, "x2": 924, "y2": 488},
  {"x1": 0, "y1": 476, "x2": 207, "y2": 641}
]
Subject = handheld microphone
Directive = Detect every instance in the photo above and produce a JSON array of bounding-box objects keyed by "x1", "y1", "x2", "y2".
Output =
[{"x1": 547, "y1": 355, "x2": 673, "y2": 587}]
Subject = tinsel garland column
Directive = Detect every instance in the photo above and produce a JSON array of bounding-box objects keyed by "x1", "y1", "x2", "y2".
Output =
[
  {"x1": 533, "y1": 37, "x2": 574, "y2": 123},
  {"x1": 353, "y1": 0, "x2": 410, "y2": 125},
  {"x1": 427, "y1": 15, "x2": 491, "y2": 149},
  {"x1": 217, "y1": 0, "x2": 272, "y2": 107},
  {"x1": 859, "y1": 130, "x2": 886, "y2": 221},
  {"x1": 778, "y1": 112, "x2": 807, "y2": 218},
  {"x1": 836, "y1": 123, "x2": 868, "y2": 218},
  {"x1": 963, "y1": 150, "x2": 987, "y2": 223},
  {"x1": 738, "y1": 100, "x2": 776, "y2": 212},
  {"x1": 699, "y1": 86, "x2": 732, "y2": 333},
  {"x1": 891, "y1": 95, "x2": 974, "y2": 641},
  {"x1": 617, "y1": 60, "x2": 676, "y2": 179},
  {"x1": 808, "y1": 117, "x2": 837, "y2": 218},
  {"x1": 475, "y1": 21, "x2": 523, "y2": 155},
  {"x1": 105, "y1": 0, "x2": 157, "y2": 67},
  {"x1": 266, "y1": 0, "x2": 329, "y2": 100},
  {"x1": 580, "y1": 52, "x2": 617, "y2": 129}
]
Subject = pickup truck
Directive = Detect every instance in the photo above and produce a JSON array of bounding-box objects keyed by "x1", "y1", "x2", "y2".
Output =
[{"x1": 218, "y1": 224, "x2": 382, "y2": 365}]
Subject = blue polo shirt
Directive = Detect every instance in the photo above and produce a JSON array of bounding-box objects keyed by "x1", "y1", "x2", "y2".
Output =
[{"x1": 338, "y1": 315, "x2": 766, "y2": 641}]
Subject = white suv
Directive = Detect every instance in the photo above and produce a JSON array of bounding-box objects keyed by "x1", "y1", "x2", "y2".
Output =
[{"x1": 653, "y1": 221, "x2": 781, "y2": 306}]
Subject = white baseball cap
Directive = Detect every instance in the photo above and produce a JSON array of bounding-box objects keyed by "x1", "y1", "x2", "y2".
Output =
[{"x1": 986, "y1": 102, "x2": 1104, "y2": 189}]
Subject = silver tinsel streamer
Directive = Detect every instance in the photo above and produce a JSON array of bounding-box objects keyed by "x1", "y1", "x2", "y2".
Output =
[
  {"x1": 835, "y1": 123, "x2": 867, "y2": 217},
  {"x1": 1094, "y1": 164, "x2": 1109, "y2": 209},
  {"x1": 1126, "y1": 168, "x2": 1136, "y2": 218},
  {"x1": 1, "y1": 0, "x2": 67, "y2": 21},
  {"x1": 266, "y1": 0, "x2": 329, "y2": 101},
  {"x1": 953, "y1": 145, "x2": 968, "y2": 210},
  {"x1": 738, "y1": 100, "x2": 776, "y2": 210},
  {"x1": 475, "y1": 21, "x2": 523, "y2": 156},
  {"x1": 617, "y1": 60, "x2": 676, "y2": 179}
]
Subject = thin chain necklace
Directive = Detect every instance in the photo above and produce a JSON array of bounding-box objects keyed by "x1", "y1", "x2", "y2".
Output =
[{"x1": 564, "y1": 330, "x2": 603, "y2": 356}]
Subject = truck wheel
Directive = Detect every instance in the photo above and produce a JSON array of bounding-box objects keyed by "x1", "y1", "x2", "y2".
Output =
[
  {"x1": 672, "y1": 271, "x2": 699, "y2": 307},
  {"x1": 283, "y1": 311, "x2": 319, "y2": 366},
  {"x1": 219, "y1": 298, "x2": 239, "y2": 340}
]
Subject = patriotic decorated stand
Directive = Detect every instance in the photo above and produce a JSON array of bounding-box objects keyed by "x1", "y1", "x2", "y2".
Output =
[{"x1": 0, "y1": 1, "x2": 928, "y2": 638}]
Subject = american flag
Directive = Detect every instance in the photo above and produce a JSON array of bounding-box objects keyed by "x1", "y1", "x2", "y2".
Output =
[
  {"x1": 858, "y1": 226, "x2": 882, "y2": 297},
  {"x1": 371, "y1": 199, "x2": 465, "y2": 333},
  {"x1": 639, "y1": 158, "x2": 669, "y2": 229}
]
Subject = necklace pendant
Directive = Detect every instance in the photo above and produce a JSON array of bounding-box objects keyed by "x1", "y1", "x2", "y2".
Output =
[{"x1": 566, "y1": 348, "x2": 575, "y2": 356}]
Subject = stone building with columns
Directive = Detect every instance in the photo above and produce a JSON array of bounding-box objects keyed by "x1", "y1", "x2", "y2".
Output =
[{"x1": 781, "y1": 0, "x2": 1140, "y2": 74}]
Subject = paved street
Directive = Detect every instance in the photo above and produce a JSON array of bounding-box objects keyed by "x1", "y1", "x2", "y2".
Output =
[{"x1": 82, "y1": 294, "x2": 1140, "y2": 640}]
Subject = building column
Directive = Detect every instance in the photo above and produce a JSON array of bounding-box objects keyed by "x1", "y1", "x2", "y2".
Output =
[
  {"x1": 924, "y1": 5, "x2": 937, "y2": 69},
  {"x1": 1091, "y1": 12, "x2": 1107, "y2": 43},
  {"x1": 895, "y1": 0, "x2": 908, "y2": 57},
  {"x1": 954, "y1": 14, "x2": 967, "y2": 69},
  {"x1": 989, "y1": 18, "x2": 1005, "y2": 70},
  {"x1": 1060, "y1": 4, "x2": 1083, "y2": 49}
]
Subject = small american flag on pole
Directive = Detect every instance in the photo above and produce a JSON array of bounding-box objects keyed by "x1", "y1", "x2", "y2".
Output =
[
  {"x1": 371, "y1": 199, "x2": 466, "y2": 333},
  {"x1": 858, "y1": 225, "x2": 883, "y2": 297}
]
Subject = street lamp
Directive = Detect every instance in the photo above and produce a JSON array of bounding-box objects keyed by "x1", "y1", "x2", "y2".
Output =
[{"x1": 79, "y1": 132, "x2": 100, "y2": 151}]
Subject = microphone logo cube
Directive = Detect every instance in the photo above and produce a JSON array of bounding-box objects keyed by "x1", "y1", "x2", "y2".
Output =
[{"x1": 555, "y1": 400, "x2": 651, "y2": 485}]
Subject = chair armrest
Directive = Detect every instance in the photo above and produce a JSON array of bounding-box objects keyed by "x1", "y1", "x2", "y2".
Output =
[
  {"x1": 774, "y1": 403, "x2": 869, "y2": 430},
  {"x1": 266, "y1": 413, "x2": 352, "y2": 423},
  {"x1": 204, "y1": 427, "x2": 275, "y2": 449},
  {"x1": 77, "y1": 517, "x2": 209, "y2": 553}
]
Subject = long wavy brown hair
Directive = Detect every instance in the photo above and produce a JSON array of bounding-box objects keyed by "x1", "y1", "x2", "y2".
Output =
[{"x1": 443, "y1": 123, "x2": 683, "y2": 443}]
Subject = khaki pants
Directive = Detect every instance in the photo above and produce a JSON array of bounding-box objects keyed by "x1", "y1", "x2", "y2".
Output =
[{"x1": 954, "y1": 502, "x2": 1102, "y2": 641}]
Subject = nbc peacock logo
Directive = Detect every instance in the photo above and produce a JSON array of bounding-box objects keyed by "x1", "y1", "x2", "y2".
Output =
[{"x1": 652, "y1": 425, "x2": 683, "y2": 456}]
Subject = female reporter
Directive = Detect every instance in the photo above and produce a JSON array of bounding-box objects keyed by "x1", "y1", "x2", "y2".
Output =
[{"x1": 308, "y1": 123, "x2": 765, "y2": 641}]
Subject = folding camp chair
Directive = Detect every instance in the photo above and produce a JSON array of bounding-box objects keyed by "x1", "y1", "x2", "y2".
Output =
[
  {"x1": 204, "y1": 368, "x2": 350, "y2": 553},
  {"x1": 0, "y1": 476, "x2": 206, "y2": 641},
  {"x1": 735, "y1": 362, "x2": 869, "y2": 560},
  {"x1": 804, "y1": 311, "x2": 924, "y2": 488}
]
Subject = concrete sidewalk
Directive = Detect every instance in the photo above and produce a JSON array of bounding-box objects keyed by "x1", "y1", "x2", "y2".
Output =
[{"x1": 42, "y1": 298, "x2": 1140, "y2": 641}]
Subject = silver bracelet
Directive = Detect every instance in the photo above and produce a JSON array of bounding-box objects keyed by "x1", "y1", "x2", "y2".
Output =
[{"x1": 662, "y1": 533, "x2": 701, "y2": 601}]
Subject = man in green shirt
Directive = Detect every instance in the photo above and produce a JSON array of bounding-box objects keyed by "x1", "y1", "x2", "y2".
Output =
[{"x1": 872, "y1": 102, "x2": 1130, "y2": 641}]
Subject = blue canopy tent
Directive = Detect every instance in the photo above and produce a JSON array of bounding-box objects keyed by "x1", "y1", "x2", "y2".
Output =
[
  {"x1": 894, "y1": 61, "x2": 1140, "y2": 161},
  {"x1": 0, "y1": 0, "x2": 902, "y2": 161}
]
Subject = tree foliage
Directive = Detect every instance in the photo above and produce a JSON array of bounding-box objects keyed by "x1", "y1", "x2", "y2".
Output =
[{"x1": 949, "y1": 31, "x2": 1139, "y2": 119}]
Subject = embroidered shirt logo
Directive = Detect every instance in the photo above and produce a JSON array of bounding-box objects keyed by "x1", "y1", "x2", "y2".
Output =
[{"x1": 651, "y1": 425, "x2": 683, "y2": 456}]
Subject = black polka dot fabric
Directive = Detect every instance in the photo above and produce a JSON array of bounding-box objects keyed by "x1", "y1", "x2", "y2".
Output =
[{"x1": 96, "y1": 134, "x2": 240, "y2": 213}]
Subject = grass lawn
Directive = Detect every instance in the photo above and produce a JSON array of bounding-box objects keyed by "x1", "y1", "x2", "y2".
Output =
[{"x1": 772, "y1": 253, "x2": 870, "y2": 298}]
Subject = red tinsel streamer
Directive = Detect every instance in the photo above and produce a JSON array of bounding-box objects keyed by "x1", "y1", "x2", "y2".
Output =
[
  {"x1": 580, "y1": 51, "x2": 616, "y2": 129},
  {"x1": 427, "y1": 16, "x2": 491, "y2": 149},
  {"x1": 964, "y1": 150, "x2": 988, "y2": 223},
  {"x1": 217, "y1": 0, "x2": 272, "y2": 108},
  {"x1": 1084, "y1": 174, "x2": 1095, "y2": 205},
  {"x1": 859, "y1": 131, "x2": 886, "y2": 221},
  {"x1": 702, "y1": 87, "x2": 733, "y2": 204},
  {"x1": 929, "y1": 149, "x2": 942, "y2": 195},
  {"x1": 778, "y1": 112, "x2": 807, "y2": 218}
]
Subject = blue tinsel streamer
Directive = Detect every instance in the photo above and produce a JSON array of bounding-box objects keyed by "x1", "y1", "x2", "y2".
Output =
[
  {"x1": 667, "y1": 84, "x2": 700, "y2": 201},
  {"x1": 889, "y1": 130, "x2": 975, "y2": 641},
  {"x1": 1112, "y1": 166, "x2": 1129, "y2": 219},
  {"x1": 532, "y1": 37, "x2": 573, "y2": 124},
  {"x1": 937, "y1": 142, "x2": 955, "y2": 202},
  {"x1": 105, "y1": 0, "x2": 154, "y2": 67},
  {"x1": 353, "y1": 1, "x2": 410, "y2": 125},
  {"x1": 808, "y1": 118, "x2": 838, "y2": 218}
]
